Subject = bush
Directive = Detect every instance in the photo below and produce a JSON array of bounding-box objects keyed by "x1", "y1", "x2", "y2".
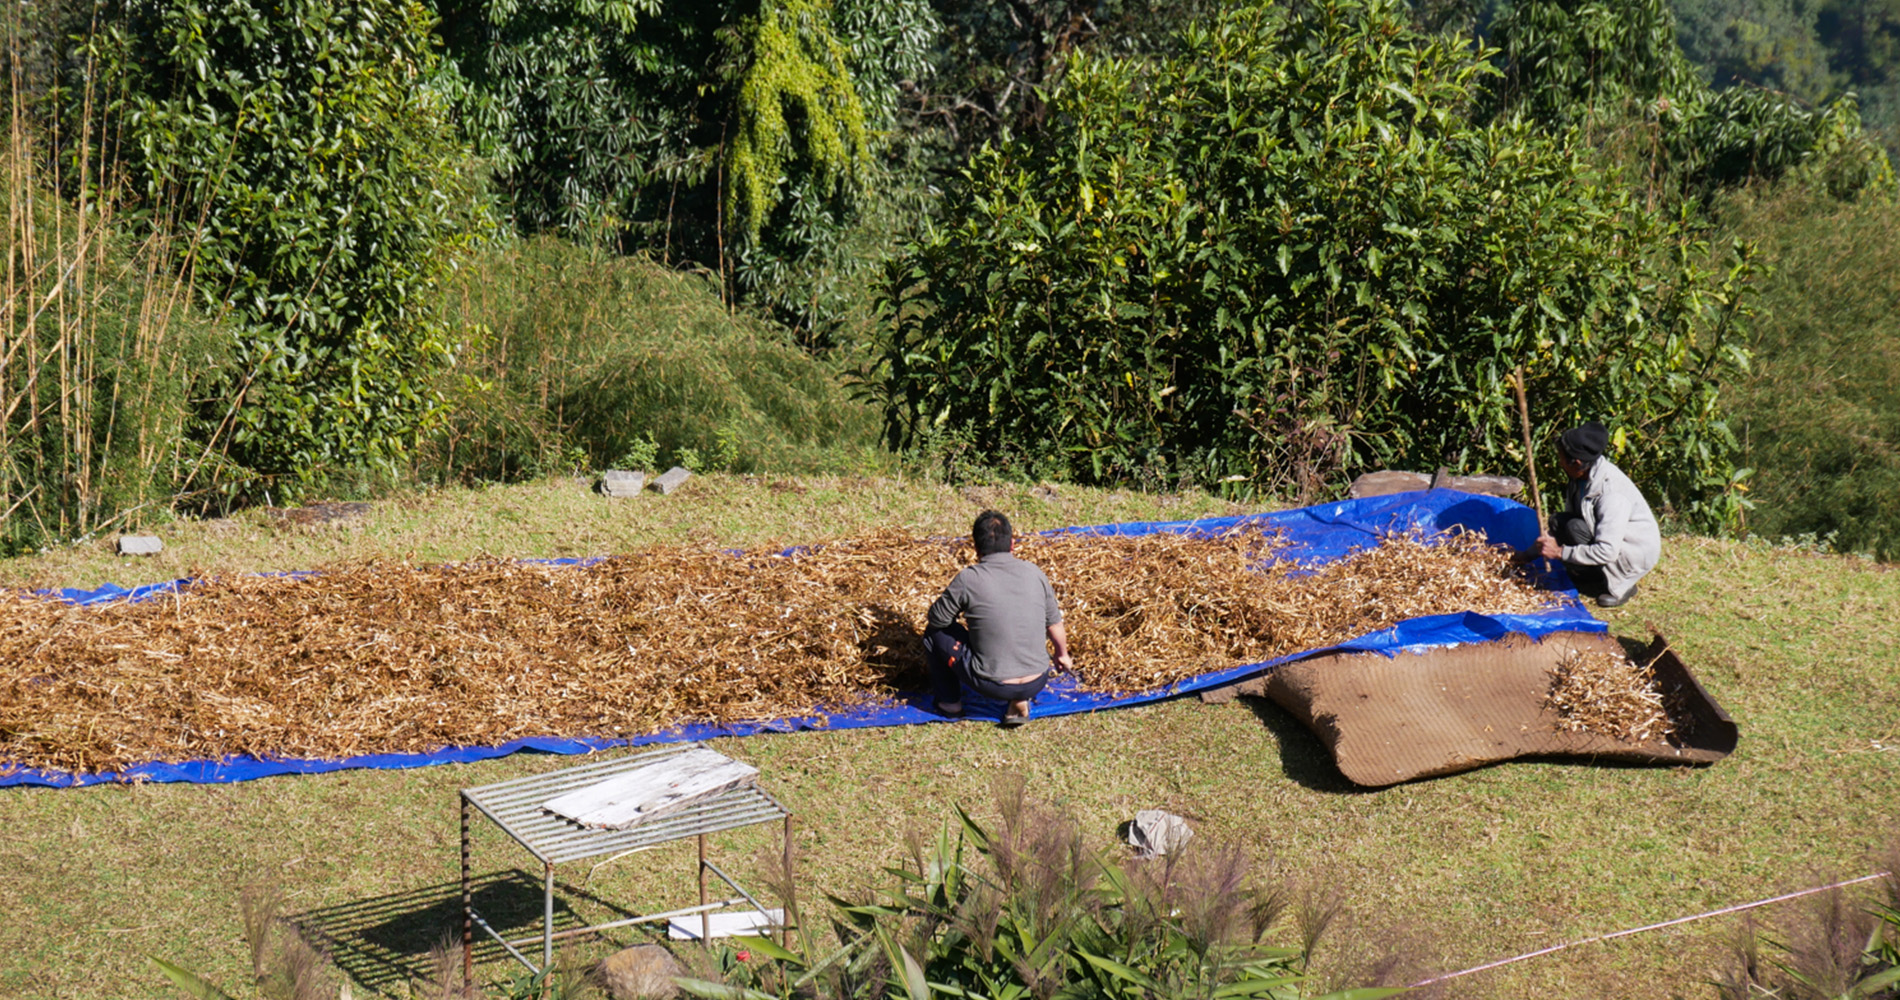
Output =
[
  {"x1": 425, "y1": 238, "x2": 885, "y2": 482},
  {"x1": 73, "y1": 0, "x2": 481, "y2": 496},
  {"x1": 1716, "y1": 183, "x2": 1900, "y2": 558},
  {"x1": 875, "y1": 0, "x2": 1756, "y2": 526},
  {"x1": 1710, "y1": 844, "x2": 1900, "y2": 999}
]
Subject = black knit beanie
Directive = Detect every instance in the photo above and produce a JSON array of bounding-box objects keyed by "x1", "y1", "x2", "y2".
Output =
[{"x1": 1559, "y1": 421, "x2": 1609, "y2": 463}]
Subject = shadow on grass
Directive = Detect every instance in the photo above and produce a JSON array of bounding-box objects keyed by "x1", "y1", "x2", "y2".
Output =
[
  {"x1": 1237, "y1": 695, "x2": 1374, "y2": 795},
  {"x1": 287, "y1": 870, "x2": 642, "y2": 990}
]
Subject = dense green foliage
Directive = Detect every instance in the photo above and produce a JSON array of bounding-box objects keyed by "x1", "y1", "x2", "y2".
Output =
[
  {"x1": 1717, "y1": 184, "x2": 1900, "y2": 558},
  {"x1": 7, "y1": 0, "x2": 1900, "y2": 553},
  {"x1": 877, "y1": 0, "x2": 1756, "y2": 524},
  {"x1": 78, "y1": 0, "x2": 478, "y2": 494},
  {"x1": 427, "y1": 238, "x2": 883, "y2": 483},
  {"x1": 680, "y1": 788, "x2": 1397, "y2": 1000}
]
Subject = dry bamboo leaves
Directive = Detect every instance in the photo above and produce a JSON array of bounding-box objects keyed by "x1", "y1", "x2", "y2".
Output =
[
  {"x1": 1543, "y1": 646, "x2": 1680, "y2": 745},
  {"x1": 1, "y1": 526, "x2": 1553, "y2": 775}
]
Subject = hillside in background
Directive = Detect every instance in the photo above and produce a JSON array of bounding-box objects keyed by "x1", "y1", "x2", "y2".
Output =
[
  {"x1": 2, "y1": 0, "x2": 1898, "y2": 558},
  {"x1": 1717, "y1": 184, "x2": 1900, "y2": 557}
]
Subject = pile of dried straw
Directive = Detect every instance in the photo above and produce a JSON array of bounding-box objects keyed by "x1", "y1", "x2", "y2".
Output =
[
  {"x1": 1544, "y1": 646, "x2": 1679, "y2": 744},
  {"x1": 1, "y1": 526, "x2": 1551, "y2": 774}
]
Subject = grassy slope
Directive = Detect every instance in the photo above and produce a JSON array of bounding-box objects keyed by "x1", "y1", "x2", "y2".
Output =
[
  {"x1": 425, "y1": 238, "x2": 888, "y2": 485},
  {"x1": 0, "y1": 476, "x2": 1895, "y2": 999}
]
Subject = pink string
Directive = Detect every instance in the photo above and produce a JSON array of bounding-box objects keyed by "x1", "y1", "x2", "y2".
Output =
[{"x1": 1409, "y1": 871, "x2": 1894, "y2": 987}]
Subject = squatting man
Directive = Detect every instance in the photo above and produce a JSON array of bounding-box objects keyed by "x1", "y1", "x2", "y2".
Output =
[
  {"x1": 923, "y1": 510, "x2": 1071, "y2": 726},
  {"x1": 1511, "y1": 421, "x2": 1662, "y2": 608}
]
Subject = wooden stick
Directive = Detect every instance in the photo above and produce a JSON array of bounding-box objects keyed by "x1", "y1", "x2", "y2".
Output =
[{"x1": 1513, "y1": 366, "x2": 1545, "y2": 535}]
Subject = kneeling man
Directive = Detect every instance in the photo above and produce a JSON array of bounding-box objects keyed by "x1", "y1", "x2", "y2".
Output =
[
  {"x1": 1516, "y1": 421, "x2": 1662, "y2": 608},
  {"x1": 924, "y1": 510, "x2": 1072, "y2": 726}
]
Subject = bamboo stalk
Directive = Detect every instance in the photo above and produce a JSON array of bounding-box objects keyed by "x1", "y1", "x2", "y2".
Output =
[{"x1": 1513, "y1": 366, "x2": 1545, "y2": 535}]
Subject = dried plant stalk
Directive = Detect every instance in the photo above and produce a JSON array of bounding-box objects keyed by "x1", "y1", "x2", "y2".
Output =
[
  {"x1": 1, "y1": 526, "x2": 1552, "y2": 774},
  {"x1": 1544, "y1": 646, "x2": 1679, "y2": 744}
]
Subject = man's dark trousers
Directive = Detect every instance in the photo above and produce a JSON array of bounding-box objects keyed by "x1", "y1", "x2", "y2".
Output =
[
  {"x1": 1551, "y1": 513, "x2": 1609, "y2": 598},
  {"x1": 923, "y1": 624, "x2": 1049, "y2": 706}
]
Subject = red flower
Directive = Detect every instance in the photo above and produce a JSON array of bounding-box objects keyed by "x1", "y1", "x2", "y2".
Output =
[{"x1": 735, "y1": 950, "x2": 751, "y2": 962}]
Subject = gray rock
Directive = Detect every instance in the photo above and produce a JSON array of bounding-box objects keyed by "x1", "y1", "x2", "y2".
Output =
[
  {"x1": 116, "y1": 534, "x2": 163, "y2": 556},
  {"x1": 594, "y1": 943, "x2": 684, "y2": 1000},
  {"x1": 649, "y1": 466, "x2": 693, "y2": 495},
  {"x1": 599, "y1": 469, "x2": 648, "y2": 498}
]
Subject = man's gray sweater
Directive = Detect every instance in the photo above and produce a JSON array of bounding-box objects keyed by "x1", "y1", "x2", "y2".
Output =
[{"x1": 926, "y1": 552, "x2": 1063, "y2": 684}]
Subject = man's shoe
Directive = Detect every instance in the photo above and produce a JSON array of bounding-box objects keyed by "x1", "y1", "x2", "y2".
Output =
[
  {"x1": 1000, "y1": 700, "x2": 1031, "y2": 728},
  {"x1": 1597, "y1": 583, "x2": 1639, "y2": 609},
  {"x1": 934, "y1": 700, "x2": 965, "y2": 718}
]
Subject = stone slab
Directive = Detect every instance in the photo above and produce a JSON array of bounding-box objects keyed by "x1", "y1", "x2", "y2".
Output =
[
  {"x1": 649, "y1": 466, "x2": 692, "y2": 495},
  {"x1": 116, "y1": 534, "x2": 163, "y2": 556},
  {"x1": 599, "y1": 469, "x2": 648, "y2": 498}
]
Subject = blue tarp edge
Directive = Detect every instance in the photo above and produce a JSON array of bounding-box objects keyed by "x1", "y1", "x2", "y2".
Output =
[{"x1": 6, "y1": 489, "x2": 1599, "y2": 787}]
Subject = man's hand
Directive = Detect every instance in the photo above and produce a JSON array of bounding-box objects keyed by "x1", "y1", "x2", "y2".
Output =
[
  {"x1": 1047, "y1": 622, "x2": 1072, "y2": 673},
  {"x1": 1510, "y1": 535, "x2": 1563, "y2": 565}
]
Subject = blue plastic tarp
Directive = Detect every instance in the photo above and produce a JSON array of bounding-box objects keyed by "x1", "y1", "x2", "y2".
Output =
[{"x1": 5, "y1": 489, "x2": 1599, "y2": 787}]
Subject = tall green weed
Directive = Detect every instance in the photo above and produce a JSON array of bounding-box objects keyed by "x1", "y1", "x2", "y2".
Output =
[
  {"x1": 1717, "y1": 183, "x2": 1900, "y2": 558},
  {"x1": 426, "y1": 238, "x2": 885, "y2": 483}
]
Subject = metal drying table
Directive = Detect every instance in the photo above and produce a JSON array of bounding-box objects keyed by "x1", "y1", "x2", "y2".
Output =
[{"x1": 459, "y1": 742, "x2": 794, "y2": 978}]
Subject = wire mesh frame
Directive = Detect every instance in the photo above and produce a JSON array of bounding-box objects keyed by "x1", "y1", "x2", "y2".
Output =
[{"x1": 459, "y1": 742, "x2": 795, "y2": 979}]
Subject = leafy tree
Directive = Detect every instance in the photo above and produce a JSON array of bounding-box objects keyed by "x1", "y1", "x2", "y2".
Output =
[
  {"x1": 914, "y1": 0, "x2": 1228, "y2": 160},
  {"x1": 731, "y1": 0, "x2": 939, "y2": 348},
  {"x1": 77, "y1": 0, "x2": 479, "y2": 493},
  {"x1": 876, "y1": 0, "x2": 1759, "y2": 526},
  {"x1": 1817, "y1": 0, "x2": 1900, "y2": 93},
  {"x1": 433, "y1": 0, "x2": 667, "y2": 240},
  {"x1": 1487, "y1": 0, "x2": 1704, "y2": 121}
]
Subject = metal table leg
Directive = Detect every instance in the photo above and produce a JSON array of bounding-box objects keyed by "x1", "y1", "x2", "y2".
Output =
[
  {"x1": 543, "y1": 860, "x2": 555, "y2": 973},
  {"x1": 462, "y1": 796, "x2": 473, "y2": 986}
]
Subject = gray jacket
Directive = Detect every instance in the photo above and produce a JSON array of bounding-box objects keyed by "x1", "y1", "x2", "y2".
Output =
[
  {"x1": 1561, "y1": 456, "x2": 1662, "y2": 597},
  {"x1": 926, "y1": 552, "x2": 1063, "y2": 683}
]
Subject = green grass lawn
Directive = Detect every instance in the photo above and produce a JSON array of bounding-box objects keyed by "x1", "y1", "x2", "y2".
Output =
[{"x1": 1, "y1": 475, "x2": 1894, "y2": 999}]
